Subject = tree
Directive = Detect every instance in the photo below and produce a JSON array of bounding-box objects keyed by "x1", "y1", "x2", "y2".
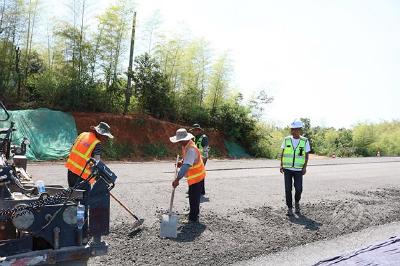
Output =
[
  {"x1": 352, "y1": 124, "x2": 376, "y2": 156},
  {"x1": 132, "y1": 53, "x2": 174, "y2": 119},
  {"x1": 0, "y1": 0, "x2": 25, "y2": 97},
  {"x1": 181, "y1": 39, "x2": 211, "y2": 106},
  {"x1": 249, "y1": 89, "x2": 274, "y2": 119},
  {"x1": 154, "y1": 35, "x2": 186, "y2": 94},
  {"x1": 154, "y1": 37, "x2": 212, "y2": 121},
  {"x1": 141, "y1": 10, "x2": 162, "y2": 54},
  {"x1": 206, "y1": 53, "x2": 231, "y2": 116},
  {"x1": 96, "y1": 2, "x2": 132, "y2": 88},
  {"x1": 22, "y1": 0, "x2": 39, "y2": 96}
]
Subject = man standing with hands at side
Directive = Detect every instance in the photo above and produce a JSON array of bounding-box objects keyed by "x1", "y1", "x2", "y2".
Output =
[
  {"x1": 190, "y1": 123, "x2": 209, "y2": 196},
  {"x1": 280, "y1": 120, "x2": 310, "y2": 216}
]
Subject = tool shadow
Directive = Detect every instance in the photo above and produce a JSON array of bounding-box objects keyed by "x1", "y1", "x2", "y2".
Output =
[
  {"x1": 128, "y1": 228, "x2": 143, "y2": 237},
  {"x1": 288, "y1": 213, "x2": 322, "y2": 231},
  {"x1": 173, "y1": 222, "x2": 207, "y2": 242},
  {"x1": 200, "y1": 196, "x2": 210, "y2": 203}
]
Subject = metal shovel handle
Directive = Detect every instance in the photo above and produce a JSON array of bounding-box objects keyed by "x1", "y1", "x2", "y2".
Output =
[
  {"x1": 169, "y1": 155, "x2": 179, "y2": 215},
  {"x1": 110, "y1": 192, "x2": 140, "y2": 221}
]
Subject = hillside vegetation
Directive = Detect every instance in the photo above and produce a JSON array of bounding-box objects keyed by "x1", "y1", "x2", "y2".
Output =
[{"x1": 1, "y1": 1, "x2": 399, "y2": 159}]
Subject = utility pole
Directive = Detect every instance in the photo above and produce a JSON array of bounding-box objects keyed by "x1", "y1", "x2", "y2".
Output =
[
  {"x1": 123, "y1": 11, "x2": 136, "y2": 115},
  {"x1": 16, "y1": 47, "x2": 21, "y2": 98},
  {"x1": 21, "y1": 0, "x2": 32, "y2": 100}
]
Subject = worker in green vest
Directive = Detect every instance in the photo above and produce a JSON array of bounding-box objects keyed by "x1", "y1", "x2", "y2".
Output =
[
  {"x1": 280, "y1": 120, "x2": 310, "y2": 216},
  {"x1": 190, "y1": 123, "x2": 209, "y2": 196}
]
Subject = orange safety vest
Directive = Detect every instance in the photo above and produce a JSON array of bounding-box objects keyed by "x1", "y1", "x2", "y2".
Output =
[
  {"x1": 182, "y1": 140, "x2": 206, "y2": 186},
  {"x1": 65, "y1": 132, "x2": 100, "y2": 179}
]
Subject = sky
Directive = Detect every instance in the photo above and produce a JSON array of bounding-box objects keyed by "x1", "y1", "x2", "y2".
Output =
[{"x1": 39, "y1": 0, "x2": 400, "y2": 128}]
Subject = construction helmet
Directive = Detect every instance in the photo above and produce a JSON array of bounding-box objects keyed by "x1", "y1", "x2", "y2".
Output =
[{"x1": 290, "y1": 120, "x2": 304, "y2": 129}]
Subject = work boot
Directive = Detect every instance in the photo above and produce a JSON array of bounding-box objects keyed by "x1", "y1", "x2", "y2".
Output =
[
  {"x1": 287, "y1": 208, "x2": 294, "y2": 216},
  {"x1": 189, "y1": 218, "x2": 199, "y2": 224},
  {"x1": 295, "y1": 202, "x2": 301, "y2": 214}
]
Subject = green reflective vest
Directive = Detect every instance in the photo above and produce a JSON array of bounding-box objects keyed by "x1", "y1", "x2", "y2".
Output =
[
  {"x1": 195, "y1": 135, "x2": 204, "y2": 153},
  {"x1": 282, "y1": 136, "x2": 308, "y2": 169}
]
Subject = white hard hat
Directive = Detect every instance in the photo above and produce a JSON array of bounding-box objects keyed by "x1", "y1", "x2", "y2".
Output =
[{"x1": 290, "y1": 120, "x2": 304, "y2": 129}]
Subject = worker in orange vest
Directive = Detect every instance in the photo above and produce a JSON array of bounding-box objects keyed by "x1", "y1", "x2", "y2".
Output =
[
  {"x1": 66, "y1": 122, "x2": 114, "y2": 190},
  {"x1": 170, "y1": 128, "x2": 206, "y2": 223}
]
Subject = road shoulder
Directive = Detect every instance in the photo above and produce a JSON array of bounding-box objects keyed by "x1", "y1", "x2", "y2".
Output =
[{"x1": 235, "y1": 221, "x2": 400, "y2": 266}]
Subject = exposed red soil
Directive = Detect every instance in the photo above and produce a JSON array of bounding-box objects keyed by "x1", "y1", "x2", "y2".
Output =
[{"x1": 71, "y1": 112, "x2": 227, "y2": 160}]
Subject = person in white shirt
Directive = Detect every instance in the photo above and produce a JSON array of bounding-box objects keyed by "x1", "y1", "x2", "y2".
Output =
[{"x1": 280, "y1": 120, "x2": 311, "y2": 216}]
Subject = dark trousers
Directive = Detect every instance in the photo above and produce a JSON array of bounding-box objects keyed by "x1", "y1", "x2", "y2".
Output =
[
  {"x1": 188, "y1": 181, "x2": 202, "y2": 221},
  {"x1": 200, "y1": 157, "x2": 208, "y2": 195},
  {"x1": 67, "y1": 170, "x2": 91, "y2": 193},
  {"x1": 283, "y1": 169, "x2": 303, "y2": 209},
  {"x1": 200, "y1": 180, "x2": 205, "y2": 195}
]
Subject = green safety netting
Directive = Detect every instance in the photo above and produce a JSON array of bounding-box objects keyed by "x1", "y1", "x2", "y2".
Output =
[
  {"x1": 0, "y1": 108, "x2": 77, "y2": 161},
  {"x1": 224, "y1": 140, "x2": 250, "y2": 158}
]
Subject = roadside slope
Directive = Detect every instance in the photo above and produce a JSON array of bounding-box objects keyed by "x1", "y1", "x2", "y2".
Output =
[{"x1": 72, "y1": 112, "x2": 228, "y2": 159}]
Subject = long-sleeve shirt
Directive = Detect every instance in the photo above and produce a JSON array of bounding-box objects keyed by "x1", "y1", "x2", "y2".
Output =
[{"x1": 177, "y1": 147, "x2": 198, "y2": 180}]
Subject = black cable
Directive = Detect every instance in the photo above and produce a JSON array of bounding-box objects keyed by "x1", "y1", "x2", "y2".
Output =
[
  {"x1": 29, "y1": 160, "x2": 94, "y2": 236},
  {"x1": 4, "y1": 158, "x2": 100, "y2": 238}
]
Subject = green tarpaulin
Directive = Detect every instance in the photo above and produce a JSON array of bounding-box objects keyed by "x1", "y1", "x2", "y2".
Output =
[
  {"x1": 224, "y1": 140, "x2": 250, "y2": 158},
  {"x1": 0, "y1": 108, "x2": 77, "y2": 161}
]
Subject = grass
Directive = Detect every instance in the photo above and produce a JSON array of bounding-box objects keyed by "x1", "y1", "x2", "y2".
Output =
[
  {"x1": 141, "y1": 143, "x2": 170, "y2": 158},
  {"x1": 209, "y1": 147, "x2": 224, "y2": 158},
  {"x1": 103, "y1": 140, "x2": 135, "y2": 160}
]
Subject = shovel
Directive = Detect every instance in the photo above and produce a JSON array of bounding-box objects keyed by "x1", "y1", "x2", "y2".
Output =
[
  {"x1": 110, "y1": 192, "x2": 144, "y2": 229},
  {"x1": 160, "y1": 155, "x2": 179, "y2": 238}
]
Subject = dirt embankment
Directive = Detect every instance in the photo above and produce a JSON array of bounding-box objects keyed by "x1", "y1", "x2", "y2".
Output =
[{"x1": 72, "y1": 113, "x2": 227, "y2": 159}]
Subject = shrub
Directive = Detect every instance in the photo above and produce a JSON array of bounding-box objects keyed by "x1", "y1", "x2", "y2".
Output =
[
  {"x1": 141, "y1": 143, "x2": 170, "y2": 158},
  {"x1": 103, "y1": 140, "x2": 135, "y2": 160}
]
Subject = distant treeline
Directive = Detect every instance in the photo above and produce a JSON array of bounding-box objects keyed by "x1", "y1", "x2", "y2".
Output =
[{"x1": 254, "y1": 119, "x2": 400, "y2": 158}]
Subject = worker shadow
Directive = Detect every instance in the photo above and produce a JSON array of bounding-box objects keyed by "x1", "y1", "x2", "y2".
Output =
[
  {"x1": 200, "y1": 196, "x2": 210, "y2": 203},
  {"x1": 173, "y1": 222, "x2": 207, "y2": 242},
  {"x1": 288, "y1": 213, "x2": 322, "y2": 231}
]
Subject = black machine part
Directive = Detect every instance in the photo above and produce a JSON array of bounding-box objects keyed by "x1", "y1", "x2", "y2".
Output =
[
  {"x1": 0, "y1": 158, "x2": 118, "y2": 263},
  {"x1": 0, "y1": 122, "x2": 15, "y2": 160},
  {"x1": 85, "y1": 158, "x2": 118, "y2": 189},
  {"x1": 0, "y1": 158, "x2": 117, "y2": 223},
  {"x1": 0, "y1": 101, "x2": 10, "y2": 122},
  {"x1": 0, "y1": 102, "x2": 117, "y2": 263},
  {"x1": 11, "y1": 137, "x2": 30, "y2": 156}
]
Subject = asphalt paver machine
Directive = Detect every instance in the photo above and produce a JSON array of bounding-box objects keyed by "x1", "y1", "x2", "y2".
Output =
[{"x1": 0, "y1": 101, "x2": 117, "y2": 265}]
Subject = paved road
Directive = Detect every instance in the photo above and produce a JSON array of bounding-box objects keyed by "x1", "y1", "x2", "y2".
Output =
[
  {"x1": 27, "y1": 157, "x2": 400, "y2": 265},
  {"x1": 30, "y1": 157, "x2": 400, "y2": 224}
]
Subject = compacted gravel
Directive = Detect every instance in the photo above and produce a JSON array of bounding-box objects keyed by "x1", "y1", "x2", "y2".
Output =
[{"x1": 91, "y1": 187, "x2": 400, "y2": 266}]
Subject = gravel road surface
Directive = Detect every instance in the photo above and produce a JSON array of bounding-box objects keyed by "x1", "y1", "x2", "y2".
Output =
[{"x1": 29, "y1": 157, "x2": 400, "y2": 265}]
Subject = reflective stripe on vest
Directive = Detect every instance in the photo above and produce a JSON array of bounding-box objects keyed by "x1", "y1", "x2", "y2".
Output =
[
  {"x1": 182, "y1": 140, "x2": 206, "y2": 186},
  {"x1": 65, "y1": 132, "x2": 100, "y2": 179},
  {"x1": 195, "y1": 135, "x2": 204, "y2": 153},
  {"x1": 282, "y1": 137, "x2": 307, "y2": 169}
]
